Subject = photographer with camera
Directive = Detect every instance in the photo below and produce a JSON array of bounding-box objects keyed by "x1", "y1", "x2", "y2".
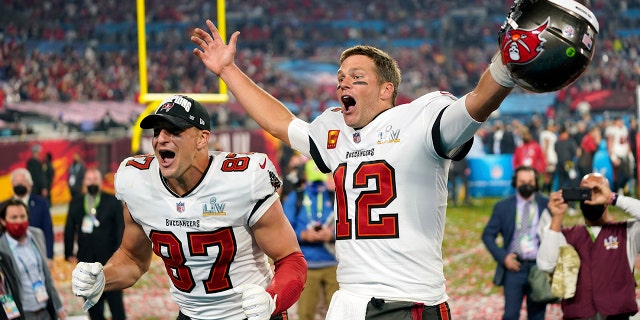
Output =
[{"x1": 537, "y1": 173, "x2": 640, "y2": 319}]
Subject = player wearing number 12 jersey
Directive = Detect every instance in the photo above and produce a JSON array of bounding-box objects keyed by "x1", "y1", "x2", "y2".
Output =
[
  {"x1": 193, "y1": 20, "x2": 517, "y2": 319},
  {"x1": 71, "y1": 95, "x2": 306, "y2": 320}
]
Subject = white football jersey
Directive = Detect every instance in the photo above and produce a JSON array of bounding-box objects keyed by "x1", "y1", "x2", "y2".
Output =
[
  {"x1": 302, "y1": 91, "x2": 475, "y2": 304},
  {"x1": 115, "y1": 151, "x2": 282, "y2": 319}
]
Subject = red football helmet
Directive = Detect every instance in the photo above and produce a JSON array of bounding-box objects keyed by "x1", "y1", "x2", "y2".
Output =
[{"x1": 498, "y1": 0, "x2": 599, "y2": 93}]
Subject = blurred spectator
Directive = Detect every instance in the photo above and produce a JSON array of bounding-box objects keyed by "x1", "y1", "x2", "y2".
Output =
[
  {"x1": 513, "y1": 126, "x2": 547, "y2": 176},
  {"x1": 577, "y1": 124, "x2": 602, "y2": 177},
  {"x1": 280, "y1": 152, "x2": 308, "y2": 203},
  {"x1": 6, "y1": 168, "x2": 55, "y2": 261},
  {"x1": 605, "y1": 117, "x2": 635, "y2": 194},
  {"x1": 629, "y1": 116, "x2": 637, "y2": 194},
  {"x1": 0, "y1": 247, "x2": 23, "y2": 318},
  {"x1": 0, "y1": 199, "x2": 66, "y2": 319},
  {"x1": 468, "y1": 126, "x2": 488, "y2": 157},
  {"x1": 482, "y1": 166, "x2": 550, "y2": 320},
  {"x1": 64, "y1": 168, "x2": 125, "y2": 320},
  {"x1": 26, "y1": 144, "x2": 46, "y2": 201},
  {"x1": 68, "y1": 153, "x2": 86, "y2": 200},
  {"x1": 539, "y1": 121, "x2": 558, "y2": 194},
  {"x1": 449, "y1": 157, "x2": 473, "y2": 206},
  {"x1": 283, "y1": 161, "x2": 337, "y2": 320},
  {"x1": 487, "y1": 121, "x2": 516, "y2": 155},
  {"x1": 42, "y1": 152, "x2": 55, "y2": 205},
  {"x1": 555, "y1": 125, "x2": 580, "y2": 189},
  {"x1": 538, "y1": 173, "x2": 640, "y2": 319}
]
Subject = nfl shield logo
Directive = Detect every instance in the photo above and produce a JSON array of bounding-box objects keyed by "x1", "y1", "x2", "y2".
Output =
[
  {"x1": 353, "y1": 132, "x2": 361, "y2": 143},
  {"x1": 176, "y1": 201, "x2": 185, "y2": 213}
]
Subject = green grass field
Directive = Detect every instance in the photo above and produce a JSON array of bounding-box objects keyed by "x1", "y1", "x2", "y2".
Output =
[{"x1": 442, "y1": 196, "x2": 637, "y2": 298}]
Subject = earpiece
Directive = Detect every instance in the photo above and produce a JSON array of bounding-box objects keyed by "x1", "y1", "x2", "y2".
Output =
[{"x1": 511, "y1": 165, "x2": 540, "y2": 191}]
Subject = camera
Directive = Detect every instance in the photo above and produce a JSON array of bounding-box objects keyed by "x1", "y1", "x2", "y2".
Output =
[{"x1": 561, "y1": 187, "x2": 592, "y2": 201}]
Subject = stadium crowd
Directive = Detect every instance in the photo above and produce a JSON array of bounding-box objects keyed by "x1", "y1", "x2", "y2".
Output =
[
  {"x1": 0, "y1": 0, "x2": 639, "y2": 155},
  {"x1": 1, "y1": 1, "x2": 640, "y2": 106},
  {"x1": 0, "y1": 1, "x2": 638, "y2": 318}
]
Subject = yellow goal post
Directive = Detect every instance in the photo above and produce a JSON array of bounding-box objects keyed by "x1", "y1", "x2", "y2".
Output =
[{"x1": 131, "y1": 0, "x2": 229, "y2": 153}]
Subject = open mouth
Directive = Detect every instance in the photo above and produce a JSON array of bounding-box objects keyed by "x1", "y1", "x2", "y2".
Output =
[
  {"x1": 159, "y1": 150, "x2": 176, "y2": 164},
  {"x1": 341, "y1": 95, "x2": 356, "y2": 111}
]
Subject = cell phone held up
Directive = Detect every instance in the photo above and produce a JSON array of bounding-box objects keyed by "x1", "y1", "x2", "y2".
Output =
[{"x1": 561, "y1": 187, "x2": 592, "y2": 202}]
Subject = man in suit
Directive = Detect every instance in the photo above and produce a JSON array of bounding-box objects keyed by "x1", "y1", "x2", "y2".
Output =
[
  {"x1": 8, "y1": 168, "x2": 55, "y2": 261},
  {"x1": 0, "y1": 199, "x2": 65, "y2": 319},
  {"x1": 25, "y1": 144, "x2": 46, "y2": 199},
  {"x1": 482, "y1": 166, "x2": 550, "y2": 320},
  {"x1": 64, "y1": 168, "x2": 125, "y2": 320}
]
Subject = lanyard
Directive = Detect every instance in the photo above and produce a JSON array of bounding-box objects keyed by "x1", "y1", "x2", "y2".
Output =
[
  {"x1": 515, "y1": 202, "x2": 535, "y2": 231},
  {"x1": 11, "y1": 240, "x2": 42, "y2": 283},
  {"x1": 84, "y1": 193, "x2": 101, "y2": 216},
  {"x1": 303, "y1": 192, "x2": 324, "y2": 223}
]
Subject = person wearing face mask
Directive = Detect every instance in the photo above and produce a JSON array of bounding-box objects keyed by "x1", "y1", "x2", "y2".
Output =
[
  {"x1": 4, "y1": 168, "x2": 55, "y2": 262},
  {"x1": 0, "y1": 199, "x2": 66, "y2": 319},
  {"x1": 63, "y1": 168, "x2": 125, "y2": 320},
  {"x1": 482, "y1": 166, "x2": 550, "y2": 320},
  {"x1": 512, "y1": 126, "x2": 547, "y2": 178},
  {"x1": 537, "y1": 173, "x2": 640, "y2": 319}
]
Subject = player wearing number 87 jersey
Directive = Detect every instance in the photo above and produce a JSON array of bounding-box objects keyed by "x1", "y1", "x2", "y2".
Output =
[{"x1": 71, "y1": 95, "x2": 306, "y2": 320}]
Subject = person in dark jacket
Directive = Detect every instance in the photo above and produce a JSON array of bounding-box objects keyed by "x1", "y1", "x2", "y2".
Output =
[
  {"x1": 7, "y1": 168, "x2": 55, "y2": 261},
  {"x1": 0, "y1": 249, "x2": 23, "y2": 319},
  {"x1": 0, "y1": 199, "x2": 66, "y2": 319},
  {"x1": 64, "y1": 168, "x2": 125, "y2": 320},
  {"x1": 482, "y1": 166, "x2": 550, "y2": 320},
  {"x1": 42, "y1": 152, "x2": 55, "y2": 206},
  {"x1": 25, "y1": 144, "x2": 45, "y2": 200}
]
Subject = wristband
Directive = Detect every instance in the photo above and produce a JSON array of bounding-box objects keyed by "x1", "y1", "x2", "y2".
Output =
[
  {"x1": 609, "y1": 193, "x2": 618, "y2": 206},
  {"x1": 489, "y1": 52, "x2": 516, "y2": 88}
]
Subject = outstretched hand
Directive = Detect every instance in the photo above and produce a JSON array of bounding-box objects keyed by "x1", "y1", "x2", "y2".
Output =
[{"x1": 191, "y1": 19, "x2": 240, "y2": 76}]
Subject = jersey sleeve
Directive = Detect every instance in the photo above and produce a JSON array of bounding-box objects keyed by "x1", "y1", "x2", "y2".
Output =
[
  {"x1": 432, "y1": 94, "x2": 481, "y2": 159},
  {"x1": 114, "y1": 154, "x2": 157, "y2": 202},
  {"x1": 247, "y1": 153, "x2": 283, "y2": 227},
  {"x1": 114, "y1": 156, "x2": 136, "y2": 202},
  {"x1": 288, "y1": 118, "x2": 311, "y2": 158}
]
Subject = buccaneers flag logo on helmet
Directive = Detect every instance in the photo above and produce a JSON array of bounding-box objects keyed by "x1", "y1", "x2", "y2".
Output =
[{"x1": 500, "y1": 18, "x2": 549, "y2": 65}]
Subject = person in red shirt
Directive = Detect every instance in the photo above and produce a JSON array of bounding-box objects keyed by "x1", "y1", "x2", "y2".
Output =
[
  {"x1": 577, "y1": 125, "x2": 601, "y2": 177},
  {"x1": 513, "y1": 126, "x2": 547, "y2": 176}
]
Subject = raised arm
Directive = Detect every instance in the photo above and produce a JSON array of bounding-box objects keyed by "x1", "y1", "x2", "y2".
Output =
[
  {"x1": 536, "y1": 191, "x2": 569, "y2": 273},
  {"x1": 191, "y1": 20, "x2": 297, "y2": 145},
  {"x1": 465, "y1": 55, "x2": 514, "y2": 122}
]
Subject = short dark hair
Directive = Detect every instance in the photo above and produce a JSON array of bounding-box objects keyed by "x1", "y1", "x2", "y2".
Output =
[
  {"x1": 0, "y1": 199, "x2": 29, "y2": 221},
  {"x1": 511, "y1": 165, "x2": 540, "y2": 191}
]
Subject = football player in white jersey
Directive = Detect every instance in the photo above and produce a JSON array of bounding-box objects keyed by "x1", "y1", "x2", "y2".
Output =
[
  {"x1": 71, "y1": 95, "x2": 307, "y2": 320},
  {"x1": 192, "y1": 20, "x2": 518, "y2": 319}
]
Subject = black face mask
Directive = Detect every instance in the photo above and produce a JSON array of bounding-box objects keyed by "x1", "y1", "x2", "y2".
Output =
[
  {"x1": 12, "y1": 185, "x2": 28, "y2": 197},
  {"x1": 87, "y1": 185, "x2": 100, "y2": 196},
  {"x1": 517, "y1": 184, "x2": 536, "y2": 198},
  {"x1": 580, "y1": 202, "x2": 606, "y2": 222}
]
